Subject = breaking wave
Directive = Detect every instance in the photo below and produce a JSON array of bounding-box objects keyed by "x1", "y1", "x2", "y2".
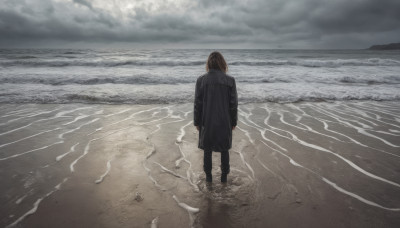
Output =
[
  {"x1": 1, "y1": 75, "x2": 399, "y2": 85},
  {"x1": 1, "y1": 91, "x2": 399, "y2": 104},
  {"x1": 0, "y1": 76, "x2": 191, "y2": 85},
  {"x1": 231, "y1": 58, "x2": 400, "y2": 67}
]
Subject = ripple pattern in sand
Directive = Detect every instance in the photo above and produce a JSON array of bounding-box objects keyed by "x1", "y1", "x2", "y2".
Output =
[{"x1": 0, "y1": 101, "x2": 399, "y2": 227}]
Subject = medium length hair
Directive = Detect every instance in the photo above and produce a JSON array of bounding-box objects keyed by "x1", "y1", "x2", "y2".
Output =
[{"x1": 206, "y1": 51, "x2": 228, "y2": 73}]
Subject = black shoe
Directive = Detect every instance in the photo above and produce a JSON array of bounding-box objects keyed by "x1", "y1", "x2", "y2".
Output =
[
  {"x1": 221, "y1": 173, "x2": 227, "y2": 183},
  {"x1": 206, "y1": 173, "x2": 212, "y2": 182}
]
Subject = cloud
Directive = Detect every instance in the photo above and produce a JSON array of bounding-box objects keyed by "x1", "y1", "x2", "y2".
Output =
[
  {"x1": 0, "y1": 0, "x2": 399, "y2": 48},
  {"x1": 73, "y1": 0, "x2": 93, "y2": 10}
]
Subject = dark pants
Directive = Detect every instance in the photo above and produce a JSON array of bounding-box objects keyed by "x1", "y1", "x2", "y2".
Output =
[{"x1": 203, "y1": 150, "x2": 230, "y2": 174}]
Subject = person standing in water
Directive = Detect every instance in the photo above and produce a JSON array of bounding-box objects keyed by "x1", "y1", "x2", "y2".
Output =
[{"x1": 194, "y1": 51, "x2": 238, "y2": 183}]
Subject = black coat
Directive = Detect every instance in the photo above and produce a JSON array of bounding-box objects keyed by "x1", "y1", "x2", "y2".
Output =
[{"x1": 194, "y1": 69, "x2": 238, "y2": 152}]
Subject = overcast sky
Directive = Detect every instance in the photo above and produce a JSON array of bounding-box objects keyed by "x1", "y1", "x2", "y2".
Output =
[{"x1": 1, "y1": 0, "x2": 399, "y2": 49}]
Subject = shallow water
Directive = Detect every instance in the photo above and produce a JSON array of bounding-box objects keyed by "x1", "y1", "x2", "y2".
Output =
[{"x1": 0, "y1": 101, "x2": 399, "y2": 227}]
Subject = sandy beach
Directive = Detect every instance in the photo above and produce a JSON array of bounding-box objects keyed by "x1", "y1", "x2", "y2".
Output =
[{"x1": 0, "y1": 101, "x2": 399, "y2": 227}]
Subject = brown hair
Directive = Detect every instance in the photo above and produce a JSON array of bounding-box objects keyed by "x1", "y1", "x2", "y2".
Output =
[{"x1": 206, "y1": 51, "x2": 228, "y2": 73}]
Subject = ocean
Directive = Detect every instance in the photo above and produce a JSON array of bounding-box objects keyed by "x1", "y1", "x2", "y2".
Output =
[
  {"x1": 1, "y1": 49, "x2": 400, "y2": 227},
  {"x1": 0, "y1": 49, "x2": 399, "y2": 104}
]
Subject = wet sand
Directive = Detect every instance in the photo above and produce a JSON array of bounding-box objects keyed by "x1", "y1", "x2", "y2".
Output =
[{"x1": 0, "y1": 101, "x2": 399, "y2": 228}]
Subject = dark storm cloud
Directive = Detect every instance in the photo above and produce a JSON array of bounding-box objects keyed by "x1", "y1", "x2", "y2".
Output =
[
  {"x1": 308, "y1": 0, "x2": 400, "y2": 33},
  {"x1": 0, "y1": 0, "x2": 399, "y2": 48}
]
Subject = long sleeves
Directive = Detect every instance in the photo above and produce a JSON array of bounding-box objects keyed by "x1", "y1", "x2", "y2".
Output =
[
  {"x1": 229, "y1": 78, "x2": 238, "y2": 127},
  {"x1": 195, "y1": 70, "x2": 236, "y2": 151},
  {"x1": 194, "y1": 77, "x2": 203, "y2": 126}
]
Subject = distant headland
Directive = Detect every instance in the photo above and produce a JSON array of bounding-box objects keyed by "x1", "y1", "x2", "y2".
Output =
[{"x1": 368, "y1": 42, "x2": 400, "y2": 50}]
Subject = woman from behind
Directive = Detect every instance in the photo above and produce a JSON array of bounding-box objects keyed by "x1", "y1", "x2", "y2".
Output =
[{"x1": 194, "y1": 51, "x2": 238, "y2": 183}]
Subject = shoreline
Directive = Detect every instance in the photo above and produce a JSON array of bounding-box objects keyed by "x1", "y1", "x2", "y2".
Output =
[{"x1": 1, "y1": 98, "x2": 400, "y2": 105}]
